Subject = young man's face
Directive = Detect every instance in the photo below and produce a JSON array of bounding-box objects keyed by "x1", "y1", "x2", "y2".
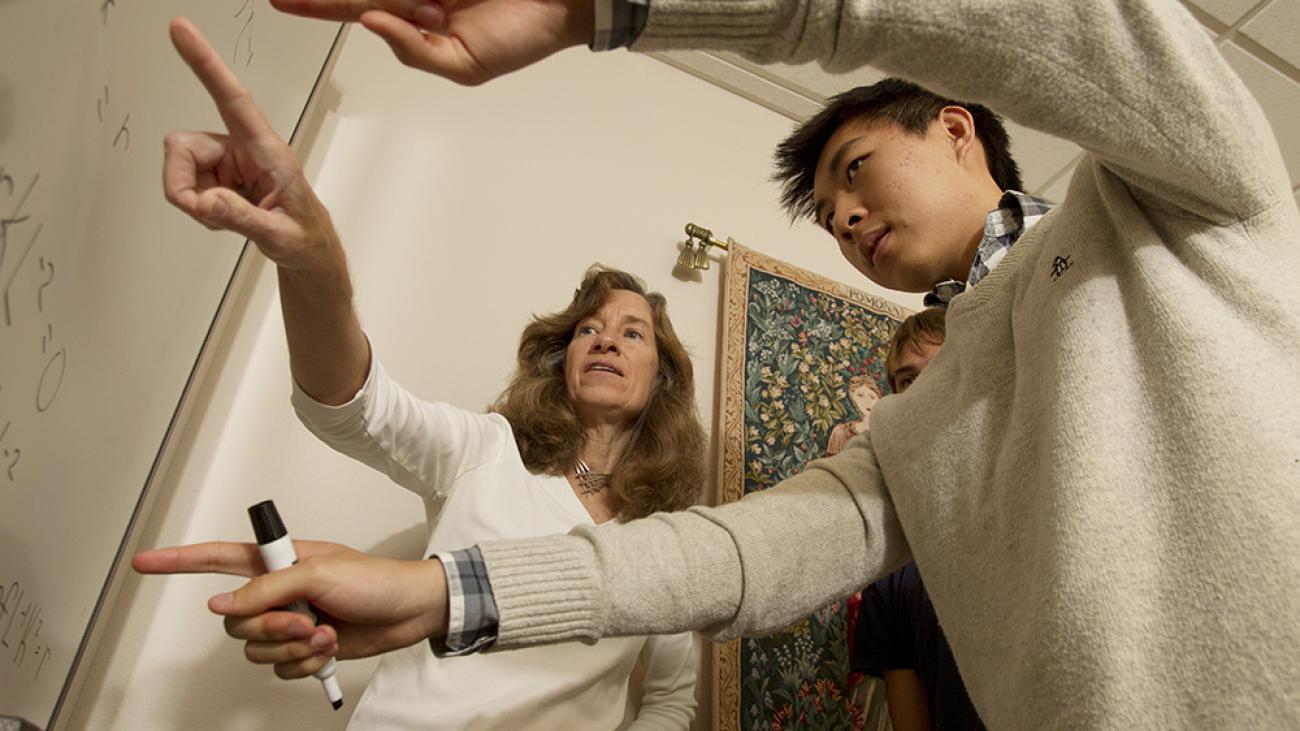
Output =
[
  {"x1": 890, "y1": 337, "x2": 944, "y2": 393},
  {"x1": 811, "y1": 110, "x2": 1001, "y2": 292}
]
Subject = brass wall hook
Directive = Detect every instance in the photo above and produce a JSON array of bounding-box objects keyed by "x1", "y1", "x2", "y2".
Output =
[{"x1": 678, "y1": 222, "x2": 735, "y2": 271}]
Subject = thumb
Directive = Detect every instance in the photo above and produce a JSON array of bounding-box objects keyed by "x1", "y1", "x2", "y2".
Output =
[
  {"x1": 194, "y1": 187, "x2": 286, "y2": 245},
  {"x1": 360, "y1": 10, "x2": 485, "y2": 85}
]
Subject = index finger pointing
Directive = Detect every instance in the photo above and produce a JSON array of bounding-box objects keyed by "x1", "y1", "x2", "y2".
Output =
[
  {"x1": 133, "y1": 541, "x2": 265, "y2": 578},
  {"x1": 169, "y1": 17, "x2": 274, "y2": 138}
]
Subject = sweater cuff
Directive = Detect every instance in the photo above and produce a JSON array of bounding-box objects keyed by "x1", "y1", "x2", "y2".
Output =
[
  {"x1": 477, "y1": 534, "x2": 606, "y2": 648},
  {"x1": 630, "y1": 0, "x2": 788, "y2": 53}
]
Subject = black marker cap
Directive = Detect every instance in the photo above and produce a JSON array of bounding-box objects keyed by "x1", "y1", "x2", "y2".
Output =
[{"x1": 248, "y1": 500, "x2": 287, "y2": 545}]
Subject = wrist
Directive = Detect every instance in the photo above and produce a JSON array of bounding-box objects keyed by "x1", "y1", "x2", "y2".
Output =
[
  {"x1": 420, "y1": 557, "x2": 450, "y2": 640},
  {"x1": 565, "y1": 0, "x2": 597, "y2": 48},
  {"x1": 270, "y1": 185, "x2": 347, "y2": 273},
  {"x1": 278, "y1": 235, "x2": 351, "y2": 291}
]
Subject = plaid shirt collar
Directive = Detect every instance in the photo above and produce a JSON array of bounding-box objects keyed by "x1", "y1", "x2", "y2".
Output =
[{"x1": 924, "y1": 191, "x2": 1056, "y2": 307}]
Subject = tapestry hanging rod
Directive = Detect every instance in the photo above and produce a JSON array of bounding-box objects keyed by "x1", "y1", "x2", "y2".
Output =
[{"x1": 677, "y1": 223, "x2": 735, "y2": 271}]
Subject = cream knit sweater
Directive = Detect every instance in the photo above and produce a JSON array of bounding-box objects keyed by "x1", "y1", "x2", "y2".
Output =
[{"x1": 478, "y1": 1, "x2": 1300, "y2": 727}]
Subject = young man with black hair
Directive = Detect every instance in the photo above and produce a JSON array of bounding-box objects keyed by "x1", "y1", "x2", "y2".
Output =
[{"x1": 143, "y1": 1, "x2": 1300, "y2": 726}]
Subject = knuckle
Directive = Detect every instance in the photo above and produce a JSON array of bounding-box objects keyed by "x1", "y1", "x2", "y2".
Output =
[
  {"x1": 262, "y1": 612, "x2": 287, "y2": 637},
  {"x1": 299, "y1": 556, "x2": 327, "y2": 583}
]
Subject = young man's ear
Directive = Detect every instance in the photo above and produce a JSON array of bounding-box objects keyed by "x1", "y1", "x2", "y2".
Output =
[{"x1": 938, "y1": 105, "x2": 980, "y2": 165}]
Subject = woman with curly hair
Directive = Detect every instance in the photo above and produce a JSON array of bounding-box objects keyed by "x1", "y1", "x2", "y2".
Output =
[
  {"x1": 490, "y1": 266, "x2": 707, "y2": 525},
  {"x1": 143, "y1": 22, "x2": 704, "y2": 730}
]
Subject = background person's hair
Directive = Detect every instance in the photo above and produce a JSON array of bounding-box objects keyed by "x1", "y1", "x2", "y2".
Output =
[
  {"x1": 492, "y1": 265, "x2": 706, "y2": 520},
  {"x1": 885, "y1": 307, "x2": 948, "y2": 392},
  {"x1": 773, "y1": 78, "x2": 1023, "y2": 222}
]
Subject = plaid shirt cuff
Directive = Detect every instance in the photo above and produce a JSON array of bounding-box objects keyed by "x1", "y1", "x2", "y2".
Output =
[
  {"x1": 430, "y1": 548, "x2": 499, "y2": 656},
  {"x1": 591, "y1": 0, "x2": 649, "y2": 51}
]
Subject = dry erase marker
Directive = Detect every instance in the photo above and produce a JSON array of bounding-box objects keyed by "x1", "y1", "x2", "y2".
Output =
[{"x1": 248, "y1": 500, "x2": 344, "y2": 711}]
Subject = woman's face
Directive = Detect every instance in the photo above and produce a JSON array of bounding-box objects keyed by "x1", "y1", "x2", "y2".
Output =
[
  {"x1": 850, "y1": 382, "x2": 880, "y2": 414},
  {"x1": 564, "y1": 289, "x2": 661, "y2": 428}
]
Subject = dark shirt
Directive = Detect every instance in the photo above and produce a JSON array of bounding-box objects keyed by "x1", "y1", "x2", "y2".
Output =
[{"x1": 853, "y1": 563, "x2": 986, "y2": 731}]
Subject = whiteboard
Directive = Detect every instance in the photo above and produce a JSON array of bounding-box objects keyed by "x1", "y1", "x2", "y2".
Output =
[{"x1": 0, "y1": 1, "x2": 339, "y2": 727}]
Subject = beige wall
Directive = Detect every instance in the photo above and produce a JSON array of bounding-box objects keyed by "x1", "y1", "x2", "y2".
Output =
[{"x1": 64, "y1": 29, "x2": 919, "y2": 731}]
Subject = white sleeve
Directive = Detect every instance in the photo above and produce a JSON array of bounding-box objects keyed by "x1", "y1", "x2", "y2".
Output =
[
  {"x1": 291, "y1": 353, "x2": 509, "y2": 501},
  {"x1": 626, "y1": 632, "x2": 700, "y2": 730}
]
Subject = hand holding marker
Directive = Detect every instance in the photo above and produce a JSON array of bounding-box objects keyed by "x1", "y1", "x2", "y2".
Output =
[{"x1": 248, "y1": 500, "x2": 344, "y2": 711}]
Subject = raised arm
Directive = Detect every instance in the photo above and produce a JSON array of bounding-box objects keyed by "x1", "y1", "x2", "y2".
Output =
[
  {"x1": 163, "y1": 18, "x2": 369, "y2": 405},
  {"x1": 274, "y1": 0, "x2": 1287, "y2": 221},
  {"x1": 631, "y1": 0, "x2": 1286, "y2": 221}
]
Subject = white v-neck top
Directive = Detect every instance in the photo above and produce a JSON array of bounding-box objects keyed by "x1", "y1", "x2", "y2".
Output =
[{"x1": 291, "y1": 358, "x2": 697, "y2": 731}]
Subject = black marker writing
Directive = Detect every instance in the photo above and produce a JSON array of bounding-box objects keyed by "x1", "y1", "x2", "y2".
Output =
[
  {"x1": 36, "y1": 645, "x2": 51, "y2": 680},
  {"x1": 0, "y1": 582, "x2": 21, "y2": 649},
  {"x1": 97, "y1": 86, "x2": 109, "y2": 123},
  {"x1": 36, "y1": 349, "x2": 66, "y2": 414},
  {"x1": 113, "y1": 114, "x2": 131, "y2": 151},
  {"x1": 0, "y1": 173, "x2": 37, "y2": 258},
  {"x1": 0, "y1": 583, "x2": 54, "y2": 681},
  {"x1": 0, "y1": 422, "x2": 14, "y2": 481},
  {"x1": 234, "y1": 0, "x2": 256, "y2": 67},
  {"x1": 3, "y1": 445, "x2": 16, "y2": 481},
  {"x1": 3, "y1": 223, "x2": 42, "y2": 327},
  {"x1": 37, "y1": 257, "x2": 53, "y2": 313}
]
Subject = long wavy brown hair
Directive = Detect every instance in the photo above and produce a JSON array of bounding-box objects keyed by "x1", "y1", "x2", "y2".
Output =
[{"x1": 492, "y1": 266, "x2": 706, "y2": 520}]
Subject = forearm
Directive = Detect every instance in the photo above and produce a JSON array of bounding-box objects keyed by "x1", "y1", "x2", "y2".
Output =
[
  {"x1": 479, "y1": 434, "x2": 910, "y2": 647},
  {"x1": 277, "y1": 244, "x2": 371, "y2": 406},
  {"x1": 883, "y1": 669, "x2": 932, "y2": 731}
]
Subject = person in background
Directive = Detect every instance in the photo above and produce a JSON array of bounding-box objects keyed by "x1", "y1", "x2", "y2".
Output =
[{"x1": 143, "y1": 20, "x2": 703, "y2": 730}]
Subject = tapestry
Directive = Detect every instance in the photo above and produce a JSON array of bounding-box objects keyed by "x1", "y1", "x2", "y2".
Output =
[{"x1": 715, "y1": 243, "x2": 911, "y2": 731}]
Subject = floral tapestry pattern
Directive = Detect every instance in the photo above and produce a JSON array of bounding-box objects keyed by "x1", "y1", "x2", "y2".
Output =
[{"x1": 717, "y1": 244, "x2": 911, "y2": 731}]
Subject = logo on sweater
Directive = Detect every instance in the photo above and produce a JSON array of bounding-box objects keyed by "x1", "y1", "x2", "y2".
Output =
[{"x1": 1050, "y1": 255, "x2": 1073, "y2": 281}]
